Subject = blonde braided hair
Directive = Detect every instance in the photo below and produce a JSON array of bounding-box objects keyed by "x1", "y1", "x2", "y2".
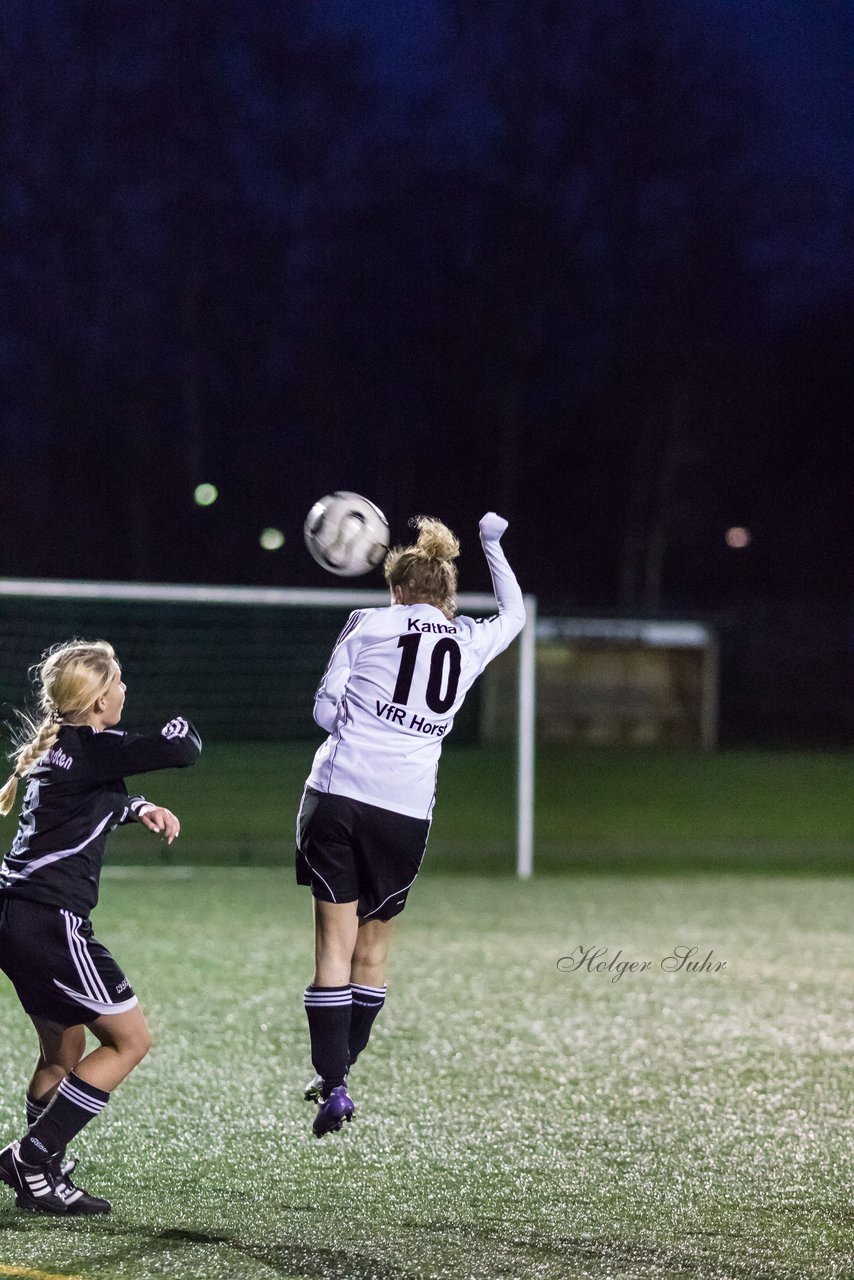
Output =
[
  {"x1": 384, "y1": 516, "x2": 461, "y2": 620},
  {"x1": 0, "y1": 640, "x2": 119, "y2": 817}
]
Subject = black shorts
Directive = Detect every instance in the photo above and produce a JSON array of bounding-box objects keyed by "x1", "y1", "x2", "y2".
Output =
[
  {"x1": 0, "y1": 897, "x2": 137, "y2": 1028},
  {"x1": 295, "y1": 788, "x2": 430, "y2": 921}
]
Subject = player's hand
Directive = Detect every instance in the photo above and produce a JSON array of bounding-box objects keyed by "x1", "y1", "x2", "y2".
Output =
[
  {"x1": 479, "y1": 512, "x2": 509, "y2": 542},
  {"x1": 139, "y1": 805, "x2": 181, "y2": 844}
]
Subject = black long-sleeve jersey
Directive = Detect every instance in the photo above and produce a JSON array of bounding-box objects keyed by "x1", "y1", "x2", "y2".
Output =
[{"x1": 0, "y1": 717, "x2": 202, "y2": 916}]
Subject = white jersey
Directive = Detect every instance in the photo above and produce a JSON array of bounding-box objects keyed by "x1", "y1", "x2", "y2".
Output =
[{"x1": 306, "y1": 533, "x2": 526, "y2": 819}]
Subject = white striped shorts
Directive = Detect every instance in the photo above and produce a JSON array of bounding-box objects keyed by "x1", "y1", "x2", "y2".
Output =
[{"x1": 0, "y1": 897, "x2": 137, "y2": 1026}]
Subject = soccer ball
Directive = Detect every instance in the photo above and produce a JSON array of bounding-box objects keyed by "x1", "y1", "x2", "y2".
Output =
[{"x1": 303, "y1": 492, "x2": 390, "y2": 577}]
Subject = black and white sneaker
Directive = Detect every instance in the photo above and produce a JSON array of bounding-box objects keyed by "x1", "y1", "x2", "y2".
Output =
[
  {"x1": 0, "y1": 1141, "x2": 68, "y2": 1214},
  {"x1": 304, "y1": 1074, "x2": 324, "y2": 1103},
  {"x1": 304, "y1": 1069, "x2": 351, "y2": 1103},
  {"x1": 53, "y1": 1162, "x2": 111, "y2": 1215}
]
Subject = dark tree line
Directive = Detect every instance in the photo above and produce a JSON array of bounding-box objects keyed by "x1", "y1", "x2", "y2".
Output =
[{"x1": 1, "y1": 0, "x2": 849, "y2": 608}]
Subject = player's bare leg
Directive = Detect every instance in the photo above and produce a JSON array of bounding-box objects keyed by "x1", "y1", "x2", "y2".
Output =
[
  {"x1": 17, "y1": 1018, "x2": 85, "y2": 1189},
  {"x1": 1, "y1": 1011, "x2": 147, "y2": 1215},
  {"x1": 28, "y1": 1018, "x2": 86, "y2": 1104},
  {"x1": 312, "y1": 898, "x2": 359, "y2": 986},
  {"x1": 75, "y1": 1005, "x2": 152, "y2": 1093},
  {"x1": 351, "y1": 917, "x2": 393, "y2": 988}
]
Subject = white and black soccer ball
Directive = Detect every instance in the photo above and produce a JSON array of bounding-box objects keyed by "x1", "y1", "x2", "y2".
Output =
[{"x1": 303, "y1": 491, "x2": 390, "y2": 577}]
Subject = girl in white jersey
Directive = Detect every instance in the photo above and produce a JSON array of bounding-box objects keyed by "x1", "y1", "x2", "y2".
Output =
[{"x1": 296, "y1": 511, "x2": 525, "y2": 1136}]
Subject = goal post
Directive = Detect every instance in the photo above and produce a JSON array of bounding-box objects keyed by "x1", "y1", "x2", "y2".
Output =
[
  {"x1": 516, "y1": 592, "x2": 537, "y2": 879},
  {"x1": 0, "y1": 578, "x2": 538, "y2": 877}
]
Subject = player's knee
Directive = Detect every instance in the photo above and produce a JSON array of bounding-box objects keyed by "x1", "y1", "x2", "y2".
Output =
[
  {"x1": 119, "y1": 1025, "x2": 152, "y2": 1066},
  {"x1": 131, "y1": 1029, "x2": 153, "y2": 1065},
  {"x1": 353, "y1": 924, "x2": 391, "y2": 973}
]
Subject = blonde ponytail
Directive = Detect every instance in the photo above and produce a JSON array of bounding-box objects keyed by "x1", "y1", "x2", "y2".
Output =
[
  {"x1": 0, "y1": 775, "x2": 20, "y2": 818},
  {"x1": 384, "y1": 516, "x2": 461, "y2": 619},
  {"x1": 0, "y1": 718, "x2": 60, "y2": 817},
  {"x1": 14, "y1": 718, "x2": 61, "y2": 776},
  {"x1": 0, "y1": 638, "x2": 119, "y2": 818}
]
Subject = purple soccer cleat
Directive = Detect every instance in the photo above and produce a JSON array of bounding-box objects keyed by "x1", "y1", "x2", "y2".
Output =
[{"x1": 312, "y1": 1086, "x2": 355, "y2": 1138}]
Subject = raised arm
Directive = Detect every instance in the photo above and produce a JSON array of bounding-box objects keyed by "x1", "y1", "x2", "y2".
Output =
[{"x1": 479, "y1": 511, "x2": 526, "y2": 624}]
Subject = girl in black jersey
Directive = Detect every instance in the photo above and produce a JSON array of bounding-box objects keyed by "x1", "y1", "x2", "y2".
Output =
[
  {"x1": 0, "y1": 639, "x2": 201, "y2": 1214},
  {"x1": 297, "y1": 512, "x2": 525, "y2": 1137}
]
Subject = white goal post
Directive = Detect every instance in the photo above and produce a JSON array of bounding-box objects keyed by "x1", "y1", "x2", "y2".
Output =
[{"x1": 0, "y1": 579, "x2": 538, "y2": 878}]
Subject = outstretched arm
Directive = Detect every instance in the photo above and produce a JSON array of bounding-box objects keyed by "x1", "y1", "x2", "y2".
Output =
[
  {"x1": 480, "y1": 512, "x2": 526, "y2": 621},
  {"x1": 83, "y1": 718, "x2": 202, "y2": 783}
]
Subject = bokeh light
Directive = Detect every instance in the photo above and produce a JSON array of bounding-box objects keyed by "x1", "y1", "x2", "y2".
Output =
[
  {"x1": 725, "y1": 526, "x2": 752, "y2": 549},
  {"x1": 194, "y1": 483, "x2": 219, "y2": 507},
  {"x1": 260, "y1": 527, "x2": 285, "y2": 551}
]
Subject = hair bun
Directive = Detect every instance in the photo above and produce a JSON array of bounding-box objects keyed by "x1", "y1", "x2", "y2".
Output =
[{"x1": 411, "y1": 516, "x2": 460, "y2": 562}]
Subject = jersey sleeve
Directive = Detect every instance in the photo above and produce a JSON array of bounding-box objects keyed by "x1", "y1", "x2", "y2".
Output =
[
  {"x1": 468, "y1": 525, "x2": 527, "y2": 667},
  {"x1": 123, "y1": 795, "x2": 156, "y2": 824},
  {"x1": 81, "y1": 718, "x2": 202, "y2": 783},
  {"x1": 313, "y1": 610, "x2": 367, "y2": 732}
]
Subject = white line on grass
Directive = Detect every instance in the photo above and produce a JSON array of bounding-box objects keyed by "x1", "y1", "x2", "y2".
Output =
[{"x1": 0, "y1": 1266, "x2": 83, "y2": 1280}]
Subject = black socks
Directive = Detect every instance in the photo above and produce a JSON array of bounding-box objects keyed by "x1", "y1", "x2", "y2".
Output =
[
  {"x1": 19, "y1": 1074, "x2": 109, "y2": 1165},
  {"x1": 304, "y1": 985, "x2": 352, "y2": 1094},
  {"x1": 349, "y1": 983, "x2": 386, "y2": 1067}
]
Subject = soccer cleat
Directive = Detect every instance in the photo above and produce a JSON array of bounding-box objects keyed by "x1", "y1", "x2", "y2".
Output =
[
  {"x1": 0, "y1": 1141, "x2": 68, "y2": 1214},
  {"x1": 312, "y1": 1085, "x2": 355, "y2": 1138},
  {"x1": 53, "y1": 1162, "x2": 111, "y2": 1215}
]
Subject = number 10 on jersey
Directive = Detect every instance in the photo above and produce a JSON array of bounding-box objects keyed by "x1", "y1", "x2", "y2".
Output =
[{"x1": 391, "y1": 635, "x2": 462, "y2": 714}]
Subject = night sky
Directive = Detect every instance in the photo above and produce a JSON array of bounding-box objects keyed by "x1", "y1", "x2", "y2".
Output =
[{"x1": 0, "y1": 0, "x2": 851, "y2": 613}]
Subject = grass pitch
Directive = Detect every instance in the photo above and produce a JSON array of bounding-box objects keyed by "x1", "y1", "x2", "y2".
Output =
[
  {"x1": 0, "y1": 869, "x2": 851, "y2": 1280},
  {"x1": 110, "y1": 743, "x2": 854, "y2": 874}
]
